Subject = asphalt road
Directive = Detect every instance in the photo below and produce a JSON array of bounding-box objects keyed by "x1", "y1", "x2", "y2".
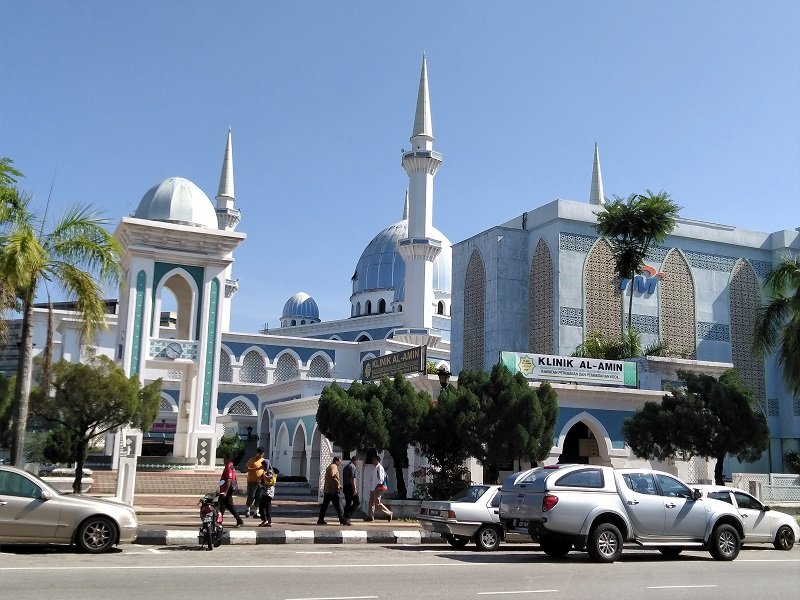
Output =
[{"x1": 0, "y1": 543, "x2": 797, "y2": 599}]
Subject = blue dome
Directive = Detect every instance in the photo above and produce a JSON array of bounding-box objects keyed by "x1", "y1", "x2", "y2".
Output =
[
  {"x1": 352, "y1": 220, "x2": 451, "y2": 296},
  {"x1": 282, "y1": 292, "x2": 320, "y2": 319}
]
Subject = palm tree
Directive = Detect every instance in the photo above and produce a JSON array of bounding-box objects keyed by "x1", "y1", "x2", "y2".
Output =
[
  {"x1": 0, "y1": 193, "x2": 120, "y2": 466},
  {"x1": 595, "y1": 190, "x2": 681, "y2": 331},
  {"x1": 753, "y1": 255, "x2": 800, "y2": 398}
]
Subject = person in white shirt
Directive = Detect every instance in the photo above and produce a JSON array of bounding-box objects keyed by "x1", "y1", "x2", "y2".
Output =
[{"x1": 366, "y1": 455, "x2": 393, "y2": 522}]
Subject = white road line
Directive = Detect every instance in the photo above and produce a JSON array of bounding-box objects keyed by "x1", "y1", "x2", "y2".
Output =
[
  {"x1": 147, "y1": 548, "x2": 163, "y2": 554},
  {"x1": 647, "y1": 585, "x2": 718, "y2": 590},
  {"x1": 296, "y1": 551, "x2": 334, "y2": 554},
  {"x1": 285, "y1": 597, "x2": 378, "y2": 600},
  {"x1": 0, "y1": 562, "x2": 466, "y2": 572},
  {"x1": 477, "y1": 592, "x2": 558, "y2": 596}
]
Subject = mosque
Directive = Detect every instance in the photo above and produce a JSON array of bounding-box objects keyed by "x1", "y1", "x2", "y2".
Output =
[{"x1": 10, "y1": 57, "x2": 798, "y2": 487}]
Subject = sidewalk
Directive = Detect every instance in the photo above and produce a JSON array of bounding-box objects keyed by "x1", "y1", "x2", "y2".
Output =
[{"x1": 130, "y1": 493, "x2": 442, "y2": 546}]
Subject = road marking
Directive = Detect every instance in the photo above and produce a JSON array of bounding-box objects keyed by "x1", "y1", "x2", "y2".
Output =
[
  {"x1": 296, "y1": 551, "x2": 333, "y2": 554},
  {"x1": 285, "y1": 597, "x2": 378, "y2": 600},
  {"x1": 0, "y1": 562, "x2": 465, "y2": 572},
  {"x1": 647, "y1": 585, "x2": 718, "y2": 589},
  {"x1": 477, "y1": 592, "x2": 558, "y2": 596},
  {"x1": 147, "y1": 548, "x2": 162, "y2": 554}
]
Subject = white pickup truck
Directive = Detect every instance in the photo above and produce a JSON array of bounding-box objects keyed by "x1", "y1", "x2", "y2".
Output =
[{"x1": 499, "y1": 464, "x2": 746, "y2": 562}]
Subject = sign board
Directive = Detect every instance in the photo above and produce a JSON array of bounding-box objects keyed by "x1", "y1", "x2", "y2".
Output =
[
  {"x1": 362, "y1": 345, "x2": 427, "y2": 381},
  {"x1": 500, "y1": 351, "x2": 637, "y2": 387}
]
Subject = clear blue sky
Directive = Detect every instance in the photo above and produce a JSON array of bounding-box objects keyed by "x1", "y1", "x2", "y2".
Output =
[{"x1": 4, "y1": 1, "x2": 799, "y2": 333}]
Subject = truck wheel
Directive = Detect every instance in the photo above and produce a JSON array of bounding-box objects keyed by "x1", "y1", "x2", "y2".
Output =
[
  {"x1": 539, "y1": 537, "x2": 572, "y2": 558},
  {"x1": 773, "y1": 525, "x2": 795, "y2": 551},
  {"x1": 445, "y1": 534, "x2": 470, "y2": 548},
  {"x1": 587, "y1": 523, "x2": 623, "y2": 563},
  {"x1": 709, "y1": 524, "x2": 740, "y2": 561}
]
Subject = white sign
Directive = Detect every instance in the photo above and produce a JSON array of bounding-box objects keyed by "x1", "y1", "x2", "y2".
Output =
[{"x1": 500, "y1": 352, "x2": 637, "y2": 387}]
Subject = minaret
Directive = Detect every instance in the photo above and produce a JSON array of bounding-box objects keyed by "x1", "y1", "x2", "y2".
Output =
[
  {"x1": 215, "y1": 129, "x2": 241, "y2": 331},
  {"x1": 399, "y1": 55, "x2": 443, "y2": 332},
  {"x1": 589, "y1": 142, "x2": 605, "y2": 205}
]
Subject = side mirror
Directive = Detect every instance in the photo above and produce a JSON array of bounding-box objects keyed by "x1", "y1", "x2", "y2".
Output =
[
  {"x1": 40, "y1": 490, "x2": 52, "y2": 501},
  {"x1": 692, "y1": 489, "x2": 702, "y2": 501},
  {"x1": 763, "y1": 505, "x2": 771, "y2": 512}
]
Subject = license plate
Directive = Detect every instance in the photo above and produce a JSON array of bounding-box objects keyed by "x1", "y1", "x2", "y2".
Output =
[
  {"x1": 203, "y1": 515, "x2": 213, "y2": 523},
  {"x1": 513, "y1": 519, "x2": 530, "y2": 528}
]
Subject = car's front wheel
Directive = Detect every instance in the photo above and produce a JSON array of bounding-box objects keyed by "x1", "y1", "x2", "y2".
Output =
[
  {"x1": 445, "y1": 534, "x2": 470, "y2": 548},
  {"x1": 587, "y1": 523, "x2": 623, "y2": 563},
  {"x1": 773, "y1": 525, "x2": 795, "y2": 551},
  {"x1": 709, "y1": 524, "x2": 740, "y2": 561},
  {"x1": 475, "y1": 525, "x2": 502, "y2": 551},
  {"x1": 76, "y1": 517, "x2": 116, "y2": 554}
]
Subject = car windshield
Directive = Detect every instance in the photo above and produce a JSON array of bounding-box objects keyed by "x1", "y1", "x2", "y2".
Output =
[{"x1": 449, "y1": 485, "x2": 490, "y2": 503}]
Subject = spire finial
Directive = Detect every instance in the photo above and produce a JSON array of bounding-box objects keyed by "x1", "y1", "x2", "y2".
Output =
[
  {"x1": 217, "y1": 129, "x2": 235, "y2": 202},
  {"x1": 411, "y1": 54, "x2": 433, "y2": 140},
  {"x1": 589, "y1": 142, "x2": 605, "y2": 206}
]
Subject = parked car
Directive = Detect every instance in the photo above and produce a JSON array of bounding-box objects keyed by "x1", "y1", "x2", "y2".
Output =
[
  {"x1": 0, "y1": 465, "x2": 138, "y2": 553},
  {"x1": 500, "y1": 464, "x2": 746, "y2": 562},
  {"x1": 419, "y1": 484, "x2": 504, "y2": 550},
  {"x1": 696, "y1": 485, "x2": 798, "y2": 550}
]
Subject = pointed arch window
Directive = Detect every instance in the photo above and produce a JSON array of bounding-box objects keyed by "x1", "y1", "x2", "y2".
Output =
[
  {"x1": 227, "y1": 400, "x2": 252, "y2": 416},
  {"x1": 308, "y1": 355, "x2": 331, "y2": 378},
  {"x1": 365, "y1": 300, "x2": 372, "y2": 315},
  {"x1": 219, "y1": 350, "x2": 233, "y2": 382},
  {"x1": 274, "y1": 353, "x2": 300, "y2": 382},
  {"x1": 464, "y1": 249, "x2": 486, "y2": 371},
  {"x1": 378, "y1": 299, "x2": 386, "y2": 314},
  {"x1": 437, "y1": 301, "x2": 445, "y2": 315},
  {"x1": 240, "y1": 350, "x2": 267, "y2": 383}
]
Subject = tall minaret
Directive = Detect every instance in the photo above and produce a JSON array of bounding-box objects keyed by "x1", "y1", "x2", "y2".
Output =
[
  {"x1": 589, "y1": 142, "x2": 605, "y2": 205},
  {"x1": 399, "y1": 55, "x2": 443, "y2": 331},
  {"x1": 215, "y1": 129, "x2": 241, "y2": 332}
]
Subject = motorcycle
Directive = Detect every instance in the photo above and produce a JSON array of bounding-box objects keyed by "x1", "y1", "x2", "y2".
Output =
[{"x1": 199, "y1": 492, "x2": 224, "y2": 550}]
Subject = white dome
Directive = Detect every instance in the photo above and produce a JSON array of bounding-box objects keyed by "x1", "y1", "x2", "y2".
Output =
[{"x1": 134, "y1": 177, "x2": 218, "y2": 229}]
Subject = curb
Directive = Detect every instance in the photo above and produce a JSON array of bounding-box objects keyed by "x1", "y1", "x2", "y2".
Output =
[{"x1": 134, "y1": 528, "x2": 444, "y2": 546}]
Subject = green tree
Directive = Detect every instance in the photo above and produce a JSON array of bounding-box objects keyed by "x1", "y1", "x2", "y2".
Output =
[
  {"x1": 0, "y1": 373, "x2": 14, "y2": 449},
  {"x1": 753, "y1": 255, "x2": 800, "y2": 398},
  {"x1": 23, "y1": 426, "x2": 75, "y2": 465},
  {"x1": 316, "y1": 381, "x2": 389, "y2": 458},
  {"x1": 784, "y1": 450, "x2": 800, "y2": 475},
  {"x1": 216, "y1": 433, "x2": 246, "y2": 466},
  {"x1": 595, "y1": 191, "x2": 680, "y2": 331},
  {"x1": 377, "y1": 375, "x2": 431, "y2": 498},
  {"x1": 0, "y1": 158, "x2": 24, "y2": 345},
  {"x1": 623, "y1": 369, "x2": 769, "y2": 484},
  {"x1": 0, "y1": 192, "x2": 120, "y2": 466},
  {"x1": 572, "y1": 329, "x2": 675, "y2": 360},
  {"x1": 29, "y1": 354, "x2": 161, "y2": 493}
]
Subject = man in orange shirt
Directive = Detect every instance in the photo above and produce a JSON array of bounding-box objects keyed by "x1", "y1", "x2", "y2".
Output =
[{"x1": 244, "y1": 447, "x2": 271, "y2": 518}]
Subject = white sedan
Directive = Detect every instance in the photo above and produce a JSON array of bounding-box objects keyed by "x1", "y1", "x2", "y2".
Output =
[
  {"x1": 697, "y1": 485, "x2": 798, "y2": 550},
  {"x1": 418, "y1": 484, "x2": 504, "y2": 550}
]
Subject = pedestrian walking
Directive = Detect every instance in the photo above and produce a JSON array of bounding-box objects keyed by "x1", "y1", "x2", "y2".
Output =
[
  {"x1": 317, "y1": 456, "x2": 345, "y2": 525},
  {"x1": 342, "y1": 455, "x2": 360, "y2": 525},
  {"x1": 244, "y1": 447, "x2": 271, "y2": 518},
  {"x1": 366, "y1": 455, "x2": 392, "y2": 522},
  {"x1": 218, "y1": 454, "x2": 244, "y2": 527},
  {"x1": 258, "y1": 468, "x2": 277, "y2": 527}
]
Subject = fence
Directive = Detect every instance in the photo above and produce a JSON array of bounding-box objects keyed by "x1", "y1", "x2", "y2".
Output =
[{"x1": 732, "y1": 473, "x2": 800, "y2": 503}]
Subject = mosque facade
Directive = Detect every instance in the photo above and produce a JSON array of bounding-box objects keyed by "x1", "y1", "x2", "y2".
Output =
[{"x1": 9, "y1": 57, "x2": 799, "y2": 485}]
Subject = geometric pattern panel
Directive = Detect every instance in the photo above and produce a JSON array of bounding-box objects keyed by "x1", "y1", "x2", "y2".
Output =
[
  {"x1": 559, "y1": 307, "x2": 584, "y2": 327},
  {"x1": 750, "y1": 260, "x2": 773, "y2": 280},
  {"x1": 794, "y1": 398, "x2": 800, "y2": 417},
  {"x1": 274, "y1": 353, "x2": 300, "y2": 382},
  {"x1": 463, "y1": 249, "x2": 486, "y2": 372},
  {"x1": 559, "y1": 232, "x2": 596, "y2": 253},
  {"x1": 218, "y1": 350, "x2": 233, "y2": 382},
  {"x1": 240, "y1": 350, "x2": 267, "y2": 383},
  {"x1": 584, "y1": 239, "x2": 622, "y2": 339},
  {"x1": 660, "y1": 249, "x2": 696, "y2": 358},
  {"x1": 685, "y1": 250, "x2": 738, "y2": 272},
  {"x1": 729, "y1": 259, "x2": 766, "y2": 404},
  {"x1": 227, "y1": 399, "x2": 253, "y2": 416},
  {"x1": 159, "y1": 397, "x2": 176, "y2": 413},
  {"x1": 697, "y1": 322, "x2": 730, "y2": 341},
  {"x1": 631, "y1": 314, "x2": 660, "y2": 335},
  {"x1": 529, "y1": 238, "x2": 554, "y2": 354},
  {"x1": 307, "y1": 355, "x2": 331, "y2": 378},
  {"x1": 767, "y1": 398, "x2": 779, "y2": 417}
]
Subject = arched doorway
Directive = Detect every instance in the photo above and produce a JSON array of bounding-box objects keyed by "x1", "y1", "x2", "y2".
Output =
[
  {"x1": 558, "y1": 422, "x2": 599, "y2": 465},
  {"x1": 291, "y1": 425, "x2": 308, "y2": 479},
  {"x1": 259, "y1": 409, "x2": 272, "y2": 463}
]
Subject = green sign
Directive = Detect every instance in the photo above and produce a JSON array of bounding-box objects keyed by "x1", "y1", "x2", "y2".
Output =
[
  {"x1": 362, "y1": 345, "x2": 427, "y2": 381},
  {"x1": 500, "y1": 351, "x2": 637, "y2": 387}
]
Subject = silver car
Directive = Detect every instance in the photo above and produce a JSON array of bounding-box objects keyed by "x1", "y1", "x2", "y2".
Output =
[
  {"x1": 0, "y1": 465, "x2": 139, "y2": 553},
  {"x1": 418, "y1": 484, "x2": 504, "y2": 550},
  {"x1": 696, "y1": 485, "x2": 798, "y2": 551}
]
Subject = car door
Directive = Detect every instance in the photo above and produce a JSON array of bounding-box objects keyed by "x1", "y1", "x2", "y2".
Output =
[
  {"x1": 619, "y1": 472, "x2": 665, "y2": 536},
  {"x1": 0, "y1": 470, "x2": 61, "y2": 542},
  {"x1": 655, "y1": 474, "x2": 707, "y2": 539},
  {"x1": 732, "y1": 491, "x2": 773, "y2": 541},
  {"x1": 486, "y1": 488, "x2": 501, "y2": 524}
]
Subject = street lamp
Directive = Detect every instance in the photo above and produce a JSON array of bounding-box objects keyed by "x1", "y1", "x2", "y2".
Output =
[{"x1": 437, "y1": 366, "x2": 451, "y2": 389}]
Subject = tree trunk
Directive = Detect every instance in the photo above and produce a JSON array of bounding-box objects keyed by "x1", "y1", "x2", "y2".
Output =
[
  {"x1": 714, "y1": 453, "x2": 725, "y2": 486},
  {"x1": 11, "y1": 299, "x2": 35, "y2": 467},
  {"x1": 487, "y1": 463, "x2": 500, "y2": 485},
  {"x1": 626, "y1": 272, "x2": 635, "y2": 331},
  {"x1": 73, "y1": 438, "x2": 88, "y2": 494},
  {"x1": 394, "y1": 465, "x2": 407, "y2": 499}
]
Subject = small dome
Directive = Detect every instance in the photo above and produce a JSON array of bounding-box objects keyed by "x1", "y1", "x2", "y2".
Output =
[
  {"x1": 282, "y1": 292, "x2": 320, "y2": 320},
  {"x1": 352, "y1": 220, "x2": 452, "y2": 296},
  {"x1": 134, "y1": 177, "x2": 218, "y2": 229}
]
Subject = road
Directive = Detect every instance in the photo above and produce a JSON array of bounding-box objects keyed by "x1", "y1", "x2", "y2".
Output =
[{"x1": 0, "y1": 544, "x2": 797, "y2": 599}]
